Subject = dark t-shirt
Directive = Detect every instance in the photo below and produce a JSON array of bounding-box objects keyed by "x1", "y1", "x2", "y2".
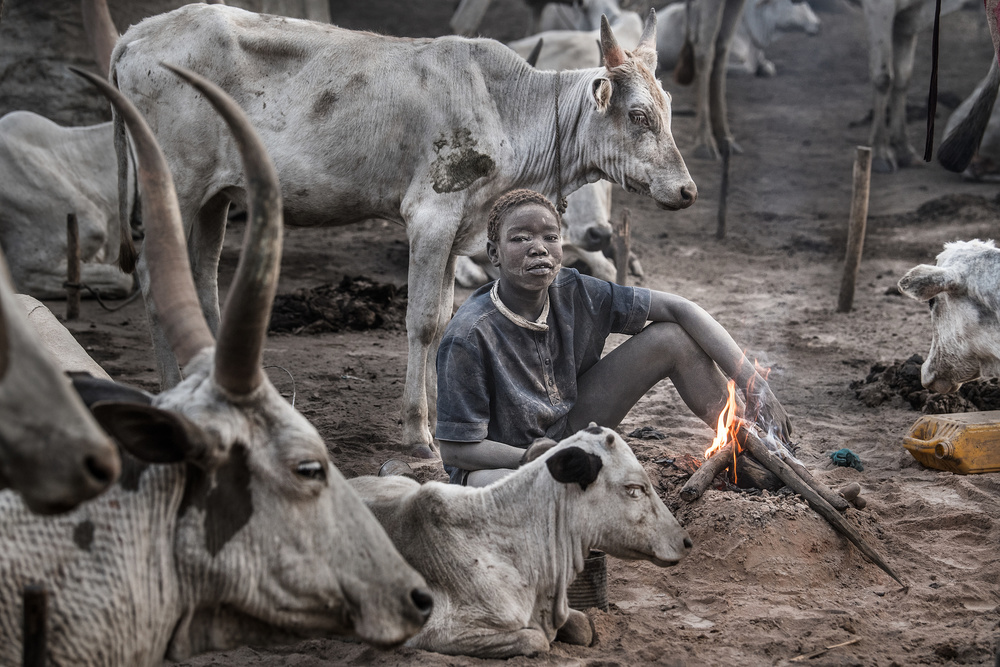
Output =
[{"x1": 436, "y1": 268, "x2": 651, "y2": 480}]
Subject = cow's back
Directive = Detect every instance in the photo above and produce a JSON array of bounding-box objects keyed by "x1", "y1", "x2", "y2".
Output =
[
  {"x1": 113, "y1": 4, "x2": 527, "y2": 227},
  {"x1": 0, "y1": 465, "x2": 184, "y2": 666}
]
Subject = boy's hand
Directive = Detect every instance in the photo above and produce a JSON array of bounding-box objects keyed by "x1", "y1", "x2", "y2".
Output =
[
  {"x1": 519, "y1": 437, "x2": 560, "y2": 466},
  {"x1": 747, "y1": 383, "x2": 792, "y2": 443}
]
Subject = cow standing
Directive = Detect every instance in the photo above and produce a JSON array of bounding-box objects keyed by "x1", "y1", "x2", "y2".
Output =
[
  {"x1": 350, "y1": 425, "x2": 692, "y2": 658},
  {"x1": 109, "y1": 4, "x2": 697, "y2": 456},
  {"x1": 0, "y1": 66, "x2": 432, "y2": 664}
]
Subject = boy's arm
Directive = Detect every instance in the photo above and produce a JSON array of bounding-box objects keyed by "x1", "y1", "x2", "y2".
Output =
[
  {"x1": 646, "y1": 290, "x2": 792, "y2": 439},
  {"x1": 439, "y1": 437, "x2": 558, "y2": 471}
]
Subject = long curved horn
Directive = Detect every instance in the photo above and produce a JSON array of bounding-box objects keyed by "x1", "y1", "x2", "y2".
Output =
[
  {"x1": 80, "y1": 0, "x2": 118, "y2": 77},
  {"x1": 162, "y1": 63, "x2": 282, "y2": 396},
  {"x1": 70, "y1": 67, "x2": 216, "y2": 368}
]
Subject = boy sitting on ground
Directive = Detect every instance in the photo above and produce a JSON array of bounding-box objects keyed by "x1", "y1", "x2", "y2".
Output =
[{"x1": 435, "y1": 188, "x2": 791, "y2": 487}]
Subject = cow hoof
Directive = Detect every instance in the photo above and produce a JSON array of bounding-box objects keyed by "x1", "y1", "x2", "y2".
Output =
[
  {"x1": 378, "y1": 459, "x2": 417, "y2": 479},
  {"x1": 408, "y1": 445, "x2": 438, "y2": 460},
  {"x1": 871, "y1": 156, "x2": 896, "y2": 174},
  {"x1": 556, "y1": 609, "x2": 595, "y2": 646}
]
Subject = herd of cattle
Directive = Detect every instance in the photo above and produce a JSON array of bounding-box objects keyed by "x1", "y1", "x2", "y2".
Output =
[{"x1": 1, "y1": 0, "x2": 1000, "y2": 663}]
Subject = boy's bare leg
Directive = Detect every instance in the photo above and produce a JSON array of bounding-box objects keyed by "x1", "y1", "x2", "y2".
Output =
[{"x1": 567, "y1": 322, "x2": 731, "y2": 433}]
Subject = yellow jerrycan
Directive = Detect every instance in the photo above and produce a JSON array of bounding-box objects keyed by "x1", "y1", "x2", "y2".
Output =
[{"x1": 903, "y1": 411, "x2": 1000, "y2": 474}]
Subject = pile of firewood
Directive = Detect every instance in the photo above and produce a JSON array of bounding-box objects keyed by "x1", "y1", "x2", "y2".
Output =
[{"x1": 679, "y1": 426, "x2": 904, "y2": 588}]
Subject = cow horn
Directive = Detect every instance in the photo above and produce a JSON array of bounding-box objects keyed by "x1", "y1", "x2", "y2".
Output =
[
  {"x1": 162, "y1": 63, "x2": 282, "y2": 397},
  {"x1": 634, "y1": 8, "x2": 658, "y2": 70},
  {"x1": 70, "y1": 67, "x2": 216, "y2": 369},
  {"x1": 80, "y1": 0, "x2": 119, "y2": 77},
  {"x1": 599, "y1": 15, "x2": 626, "y2": 69}
]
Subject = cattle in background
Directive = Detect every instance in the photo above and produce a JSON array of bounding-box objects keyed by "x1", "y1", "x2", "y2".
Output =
[
  {"x1": 655, "y1": 0, "x2": 821, "y2": 78},
  {"x1": 109, "y1": 4, "x2": 696, "y2": 457},
  {"x1": 0, "y1": 66, "x2": 431, "y2": 665},
  {"x1": 0, "y1": 250, "x2": 120, "y2": 514},
  {"x1": 856, "y1": 0, "x2": 967, "y2": 173},
  {"x1": 537, "y1": 0, "x2": 629, "y2": 32},
  {"x1": 940, "y1": 60, "x2": 1000, "y2": 180},
  {"x1": 350, "y1": 425, "x2": 692, "y2": 658},
  {"x1": 0, "y1": 113, "x2": 135, "y2": 299},
  {"x1": 898, "y1": 239, "x2": 1000, "y2": 393}
]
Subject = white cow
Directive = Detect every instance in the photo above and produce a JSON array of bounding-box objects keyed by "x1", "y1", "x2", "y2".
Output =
[
  {"x1": 857, "y1": 0, "x2": 966, "y2": 172},
  {"x1": 0, "y1": 251, "x2": 120, "y2": 514},
  {"x1": 109, "y1": 5, "x2": 697, "y2": 457},
  {"x1": 0, "y1": 113, "x2": 135, "y2": 299},
  {"x1": 350, "y1": 425, "x2": 693, "y2": 658},
  {"x1": 537, "y1": 0, "x2": 629, "y2": 31},
  {"x1": 898, "y1": 239, "x2": 1000, "y2": 394},
  {"x1": 0, "y1": 66, "x2": 431, "y2": 665},
  {"x1": 655, "y1": 0, "x2": 820, "y2": 78}
]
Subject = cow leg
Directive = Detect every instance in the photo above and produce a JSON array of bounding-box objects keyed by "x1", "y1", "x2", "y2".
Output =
[
  {"x1": 440, "y1": 627, "x2": 552, "y2": 658},
  {"x1": 691, "y1": 0, "x2": 727, "y2": 159},
  {"x1": 863, "y1": 0, "x2": 896, "y2": 173},
  {"x1": 709, "y1": 0, "x2": 748, "y2": 153},
  {"x1": 188, "y1": 193, "x2": 231, "y2": 336},
  {"x1": 888, "y1": 8, "x2": 921, "y2": 168},
  {"x1": 401, "y1": 213, "x2": 457, "y2": 457},
  {"x1": 426, "y1": 252, "x2": 458, "y2": 436},
  {"x1": 555, "y1": 609, "x2": 594, "y2": 646}
]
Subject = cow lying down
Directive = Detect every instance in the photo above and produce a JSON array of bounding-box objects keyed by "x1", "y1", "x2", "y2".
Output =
[{"x1": 350, "y1": 425, "x2": 692, "y2": 658}]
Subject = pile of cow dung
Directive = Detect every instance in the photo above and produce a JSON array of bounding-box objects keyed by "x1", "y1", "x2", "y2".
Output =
[
  {"x1": 850, "y1": 354, "x2": 1000, "y2": 413},
  {"x1": 269, "y1": 276, "x2": 407, "y2": 334}
]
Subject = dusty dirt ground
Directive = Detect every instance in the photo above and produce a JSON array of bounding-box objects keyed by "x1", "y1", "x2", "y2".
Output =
[{"x1": 49, "y1": 1, "x2": 1000, "y2": 664}]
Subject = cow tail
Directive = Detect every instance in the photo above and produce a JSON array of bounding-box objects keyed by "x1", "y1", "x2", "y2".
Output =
[
  {"x1": 111, "y1": 60, "x2": 138, "y2": 274},
  {"x1": 674, "y1": 0, "x2": 695, "y2": 86}
]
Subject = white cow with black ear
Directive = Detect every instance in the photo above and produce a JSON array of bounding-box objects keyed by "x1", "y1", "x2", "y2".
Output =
[
  {"x1": 0, "y1": 66, "x2": 431, "y2": 665},
  {"x1": 350, "y1": 425, "x2": 692, "y2": 659},
  {"x1": 898, "y1": 239, "x2": 1000, "y2": 393}
]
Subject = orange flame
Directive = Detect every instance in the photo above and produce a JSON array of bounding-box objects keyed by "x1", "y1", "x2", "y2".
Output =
[{"x1": 705, "y1": 379, "x2": 738, "y2": 460}]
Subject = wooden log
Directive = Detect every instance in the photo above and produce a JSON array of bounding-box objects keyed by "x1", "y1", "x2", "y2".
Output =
[
  {"x1": 733, "y1": 453, "x2": 782, "y2": 491},
  {"x1": 784, "y1": 456, "x2": 850, "y2": 512},
  {"x1": 613, "y1": 209, "x2": 631, "y2": 286},
  {"x1": 716, "y1": 140, "x2": 731, "y2": 240},
  {"x1": 66, "y1": 213, "x2": 81, "y2": 321},
  {"x1": 837, "y1": 146, "x2": 872, "y2": 313},
  {"x1": 740, "y1": 428, "x2": 906, "y2": 587},
  {"x1": 22, "y1": 583, "x2": 46, "y2": 667},
  {"x1": 680, "y1": 442, "x2": 735, "y2": 502}
]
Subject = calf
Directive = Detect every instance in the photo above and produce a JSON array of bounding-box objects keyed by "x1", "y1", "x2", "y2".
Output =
[
  {"x1": 0, "y1": 251, "x2": 119, "y2": 514},
  {"x1": 109, "y1": 4, "x2": 696, "y2": 457},
  {"x1": 350, "y1": 425, "x2": 692, "y2": 658},
  {"x1": 898, "y1": 239, "x2": 1000, "y2": 393},
  {"x1": 0, "y1": 66, "x2": 431, "y2": 665}
]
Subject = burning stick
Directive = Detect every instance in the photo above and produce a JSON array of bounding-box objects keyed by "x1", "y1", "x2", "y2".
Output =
[
  {"x1": 680, "y1": 441, "x2": 734, "y2": 501},
  {"x1": 740, "y1": 428, "x2": 906, "y2": 588}
]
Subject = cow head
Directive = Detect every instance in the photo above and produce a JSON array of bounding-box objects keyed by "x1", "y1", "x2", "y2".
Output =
[
  {"x1": 73, "y1": 65, "x2": 431, "y2": 655},
  {"x1": 898, "y1": 239, "x2": 1000, "y2": 393},
  {"x1": 563, "y1": 181, "x2": 614, "y2": 251},
  {"x1": 0, "y1": 258, "x2": 121, "y2": 514},
  {"x1": 543, "y1": 424, "x2": 692, "y2": 566},
  {"x1": 584, "y1": 10, "x2": 697, "y2": 211}
]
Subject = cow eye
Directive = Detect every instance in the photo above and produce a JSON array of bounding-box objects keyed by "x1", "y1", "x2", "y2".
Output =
[
  {"x1": 295, "y1": 460, "x2": 326, "y2": 481},
  {"x1": 625, "y1": 484, "x2": 645, "y2": 499},
  {"x1": 628, "y1": 110, "x2": 649, "y2": 127}
]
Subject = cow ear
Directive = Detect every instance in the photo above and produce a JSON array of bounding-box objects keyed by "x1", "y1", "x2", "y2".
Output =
[
  {"x1": 70, "y1": 372, "x2": 154, "y2": 407},
  {"x1": 592, "y1": 77, "x2": 613, "y2": 112},
  {"x1": 546, "y1": 446, "x2": 604, "y2": 490},
  {"x1": 898, "y1": 265, "x2": 959, "y2": 301},
  {"x1": 599, "y1": 15, "x2": 626, "y2": 68},
  {"x1": 90, "y1": 402, "x2": 215, "y2": 466},
  {"x1": 633, "y1": 8, "x2": 658, "y2": 72}
]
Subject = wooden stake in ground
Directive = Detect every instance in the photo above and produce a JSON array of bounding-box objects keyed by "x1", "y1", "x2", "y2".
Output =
[
  {"x1": 680, "y1": 442, "x2": 735, "y2": 501},
  {"x1": 716, "y1": 140, "x2": 731, "y2": 240},
  {"x1": 66, "y1": 213, "x2": 81, "y2": 321},
  {"x1": 613, "y1": 208, "x2": 631, "y2": 286},
  {"x1": 22, "y1": 583, "x2": 46, "y2": 667},
  {"x1": 837, "y1": 146, "x2": 872, "y2": 312},
  {"x1": 740, "y1": 428, "x2": 906, "y2": 587}
]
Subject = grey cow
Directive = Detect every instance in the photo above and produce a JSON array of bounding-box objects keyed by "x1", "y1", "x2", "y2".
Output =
[
  {"x1": 350, "y1": 425, "x2": 692, "y2": 659},
  {"x1": 0, "y1": 67, "x2": 431, "y2": 665},
  {"x1": 108, "y1": 4, "x2": 696, "y2": 457}
]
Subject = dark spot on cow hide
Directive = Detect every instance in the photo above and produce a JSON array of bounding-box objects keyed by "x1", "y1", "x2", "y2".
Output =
[
  {"x1": 311, "y1": 89, "x2": 338, "y2": 119},
  {"x1": 177, "y1": 443, "x2": 254, "y2": 556},
  {"x1": 345, "y1": 73, "x2": 367, "y2": 91},
  {"x1": 430, "y1": 128, "x2": 495, "y2": 194},
  {"x1": 73, "y1": 520, "x2": 95, "y2": 551},
  {"x1": 236, "y1": 34, "x2": 310, "y2": 61},
  {"x1": 585, "y1": 424, "x2": 604, "y2": 435},
  {"x1": 546, "y1": 446, "x2": 604, "y2": 491}
]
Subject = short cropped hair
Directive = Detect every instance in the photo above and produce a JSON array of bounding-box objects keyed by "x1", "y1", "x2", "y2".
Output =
[{"x1": 486, "y1": 189, "x2": 561, "y2": 243}]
